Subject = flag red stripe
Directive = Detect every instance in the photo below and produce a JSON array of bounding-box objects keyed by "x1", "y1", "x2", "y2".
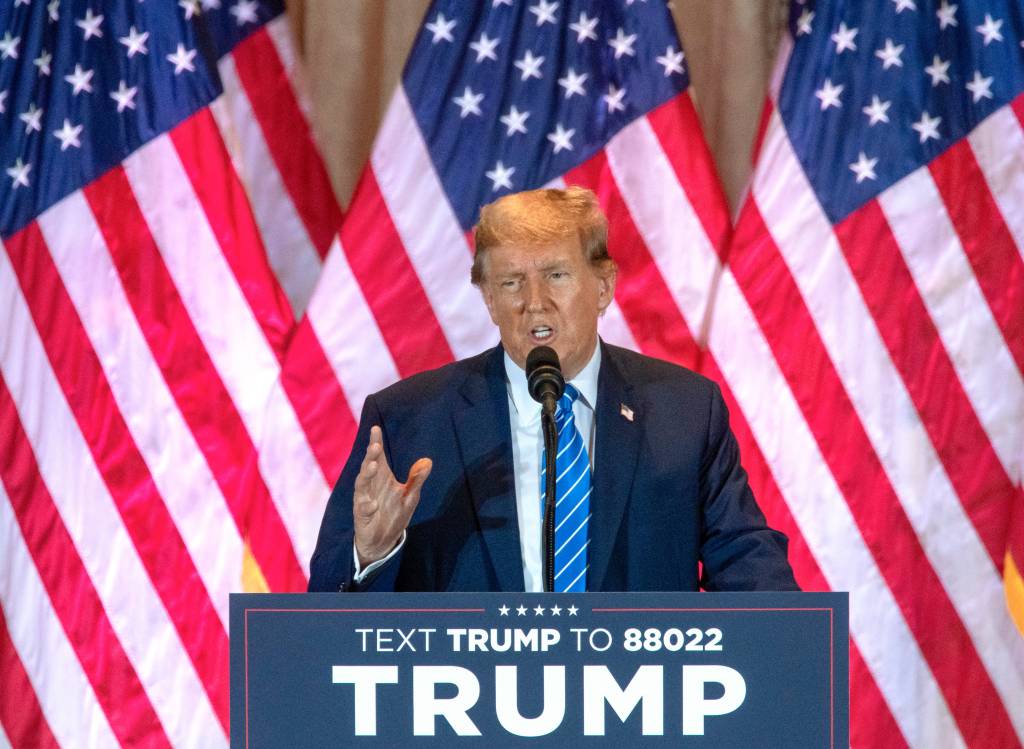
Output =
[
  {"x1": 83, "y1": 167, "x2": 307, "y2": 594},
  {"x1": 170, "y1": 108, "x2": 296, "y2": 360},
  {"x1": 929, "y1": 139, "x2": 1024, "y2": 376},
  {"x1": 279, "y1": 317, "x2": 358, "y2": 486},
  {"x1": 231, "y1": 27, "x2": 342, "y2": 257},
  {"x1": 849, "y1": 641, "x2": 910, "y2": 749},
  {"x1": 646, "y1": 95, "x2": 731, "y2": 255},
  {"x1": 2, "y1": 223, "x2": 230, "y2": 734},
  {"x1": 0, "y1": 380, "x2": 171, "y2": 748},
  {"x1": 566, "y1": 151, "x2": 703, "y2": 369},
  {"x1": 341, "y1": 168, "x2": 455, "y2": 377},
  {"x1": 0, "y1": 601, "x2": 61, "y2": 749},
  {"x1": 730, "y1": 200, "x2": 1020, "y2": 747},
  {"x1": 1013, "y1": 93, "x2": 1024, "y2": 129},
  {"x1": 834, "y1": 199, "x2": 1013, "y2": 568}
]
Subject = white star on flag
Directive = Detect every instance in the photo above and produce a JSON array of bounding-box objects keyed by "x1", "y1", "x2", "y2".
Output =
[
  {"x1": 557, "y1": 67, "x2": 588, "y2": 98},
  {"x1": 656, "y1": 45, "x2": 684, "y2": 76},
  {"x1": 6, "y1": 158, "x2": 31, "y2": 189},
  {"x1": 862, "y1": 95, "x2": 891, "y2": 125},
  {"x1": 0, "y1": 32, "x2": 20, "y2": 60},
  {"x1": 119, "y1": 26, "x2": 150, "y2": 57},
  {"x1": 47, "y1": 0, "x2": 59, "y2": 22},
  {"x1": 19, "y1": 103, "x2": 43, "y2": 133},
  {"x1": 167, "y1": 44, "x2": 198, "y2": 74},
  {"x1": 965, "y1": 70, "x2": 994, "y2": 102},
  {"x1": 0, "y1": 90, "x2": 6, "y2": 114},
  {"x1": 110, "y1": 81, "x2": 138, "y2": 112},
  {"x1": 529, "y1": 0, "x2": 559, "y2": 27},
  {"x1": 569, "y1": 12, "x2": 598, "y2": 42},
  {"x1": 179, "y1": 0, "x2": 202, "y2": 20},
  {"x1": 547, "y1": 123, "x2": 575, "y2": 153},
  {"x1": 831, "y1": 22, "x2": 858, "y2": 54},
  {"x1": 875, "y1": 38, "x2": 905, "y2": 69},
  {"x1": 849, "y1": 152, "x2": 879, "y2": 183},
  {"x1": 514, "y1": 50, "x2": 544, "y2": 81},
  {"x1": 34, "y1": 50, "x2": 52, "y2": 76},
  {"x1": 912, "y1": 111, "x2": 941, "y2": 142},
  {"x1": 607, "y1": 27, "x2": 637, "y2": 59},
  {"x1": 230, "y1": 0, "x2": 259, "y2": 26},
  {"x1": 485, "y1": 161, "x2": 515, "y2": 191},
  {"x1": 493, "y1": 0, "x2": 513, "y2": 6},
  {"x1": 469, "y1": 32, "x2": 499, "y2": 62},
  {"x1": 201, "y1": 0, "x2": 221, "y2": 9},
  {"x1": 925, "y1": 55, "x2": 951, "y2": 86},
  {"x1": 499, "y1": 105, "x2": 529, "y2": 135},
  {"x1": 425, "y1": 13, "x2": 456, "y2": 44},
  {"x1": 892, "y1": 0, "x2": 916, "y2": 12},
  {"x1": 452, "y1": 86, "x2": 483, "y2": 117},
  {"x1": 796, "y1": 9, "x2": 814, "y2": 36},
  {"x1": 76, "y1": 9, "x2": 104, "y2": 40},
  {"x1": 53, "y1": 119, "x2": 83, "y2": 151},
  {"x1": 936, "y1": 1, "x2": 958, "y2": 29},
  {"x1": 64, "y1": 64, "x2": 95, "y2": 95},
  {"x1": 603, "y1": 84, "x2": 626, "y2": 113},
  {"x1": 976, "y1": 14, "x2": 1003, "y2": 45},
  {"x1": 815, "y1": 78, "x2": 844, "y2": 110}
]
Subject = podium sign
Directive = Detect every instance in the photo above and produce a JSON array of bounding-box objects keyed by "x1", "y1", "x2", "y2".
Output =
[{"x1": 231, "y1": 592, "x2": 847, "y2": 747}]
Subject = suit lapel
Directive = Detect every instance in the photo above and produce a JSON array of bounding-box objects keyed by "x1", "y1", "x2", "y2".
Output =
[
  {"x1": 589, "y1": 343, "x2": 641, "y2": 590},
  {"x1": 452, "y1": 346, "x2": 525, "y2": 591}
]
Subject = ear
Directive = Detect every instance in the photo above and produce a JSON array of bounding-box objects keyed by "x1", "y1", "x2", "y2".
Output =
[{"x1": 596, "y1": 263, "x2": 617, "y2": 313}]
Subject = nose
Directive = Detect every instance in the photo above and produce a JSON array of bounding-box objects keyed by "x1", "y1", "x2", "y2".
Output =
[{"x1": 522, "y1": 277, "x2": 547, "y2": 312}]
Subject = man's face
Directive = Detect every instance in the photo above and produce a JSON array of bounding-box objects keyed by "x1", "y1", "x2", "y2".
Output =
[{"x1": 480, "y1": 238, "x2": 616, "y2": 380}]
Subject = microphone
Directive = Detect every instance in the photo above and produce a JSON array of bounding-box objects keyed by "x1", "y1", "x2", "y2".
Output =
[{"x1": 526, "y1": 345, "x2": 565, "y2": 416}]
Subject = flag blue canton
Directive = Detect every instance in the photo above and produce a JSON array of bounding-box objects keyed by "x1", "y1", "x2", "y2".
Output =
[
  {"x1": 402, "y1": 0, "x2": 691, "y2": 231},
  {"x1": 780, "y1": 0, "x2": 1024, "y2": 224},
  {"x1": 0, "y1": 0, "x2": 284, "y2": 238}
]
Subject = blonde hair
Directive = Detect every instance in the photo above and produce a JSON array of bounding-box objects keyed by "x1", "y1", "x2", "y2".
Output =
[{"x1": 471, "y1": 186, "x2": 613, "y2": 285}]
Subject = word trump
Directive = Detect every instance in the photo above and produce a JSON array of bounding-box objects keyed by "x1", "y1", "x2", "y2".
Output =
[{"x1": 331, "y1": 664, "x2": 746, "y2": 737}]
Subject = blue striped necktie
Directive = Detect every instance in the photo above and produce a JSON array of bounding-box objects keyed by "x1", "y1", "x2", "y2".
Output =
[{"x1": 540, "y1": 384, "x2": 592, "y2": 592}]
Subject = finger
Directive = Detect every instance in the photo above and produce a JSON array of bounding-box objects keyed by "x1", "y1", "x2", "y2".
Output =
[
  {"x1": 359, "y1": 427, "x2": 383, "y2": 471},
  {"x1": 403, "y1": 457, "x2": 433, "y2": 505}
]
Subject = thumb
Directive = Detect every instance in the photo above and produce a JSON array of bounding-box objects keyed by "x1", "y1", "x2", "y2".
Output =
[{"x1": 403, "y1": 457, "x2": 433, "y2": 502}]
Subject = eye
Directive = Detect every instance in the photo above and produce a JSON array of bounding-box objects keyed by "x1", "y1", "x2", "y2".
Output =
[{"x1": 549, "y1": 270, "x2": 568, "y2": 280}]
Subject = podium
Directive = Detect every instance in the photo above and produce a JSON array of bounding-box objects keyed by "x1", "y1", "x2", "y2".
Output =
[{"x1": 231, "y1": 592, "x2": 847, "y2": 747}]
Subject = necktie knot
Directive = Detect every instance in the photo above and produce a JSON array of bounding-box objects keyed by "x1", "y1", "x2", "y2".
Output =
[{"x1": 557, "y1": 383, "x2": 580, "y2": 418}]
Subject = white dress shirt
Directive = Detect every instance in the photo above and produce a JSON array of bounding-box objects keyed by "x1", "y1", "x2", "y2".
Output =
[{"x1": 354, "y1": 344, "x2": 601, "y2": 589}]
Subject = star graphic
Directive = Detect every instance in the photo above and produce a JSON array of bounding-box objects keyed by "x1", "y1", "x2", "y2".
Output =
[
  {"x1": 19, "y1": 102, "x2": 43, "y2": 133},
  {"x1": 179, "y1": 0, "x2": 202, "y2": 20},
  {"x1": 230, "y1": 0, "x2": 259, "y2": 26},
  {"x1": 0, "y1": 32, "x2": 20, "y2": 60},
  {"x1": 167, "y1": 44, "x2": 197, "y2": 74},
  {"x1": 76, "y1": 8, "x2": 103, "y2": 40},
  {"x1": 47, "y1": 0, "x2": 59, "y2": 22},
  {"x1": 54, "y1": 118, "x2": 83, "y2": 151},
  {"x1": 64, "y1": 64, "x2": 95, "y2": 95},
  {"x1": 849, "y1": 152, "x2": 878, "y2": 183},
  {"x1": 831, "y1": 22, "x2": 858, "y2": 54},
  {"x1": 119, "y1": 26, "x2": 150, "y2": 57},
  {"x1": 201, "y1": 0, "x2": 221, "y2": 9},
  {"x1": 110, "y1": 80, "x2": 138, "y2": 112},
  {"x1": 469, "y1": 32, "x2": 499, "y2": 62},
  {"x1": 796, "y1": 9, "x2": 814, "y2": 36},
  {"x1": 875, "y1": 38, "x2": 905, "y2": 69},
  {"x1": 936, "y1": 1, "x2": 957, "y2": 29},
  {"x1": 603, "y1": 84, "x2": 626, "y2": 113},
  {"x1": 493, "y1": 0, "x2": 513, "y2": 6},
  {"x1": 569, "y1": 12, "x2": 598, "y2": 42},
  {"x1": 911, "y1": 111, "x2": 941, "y2": 143},
  {"x1": 498, "y1": 605, "x2": 510, "y2": 616},
  {"x1": 550, "y1": 605, "x2": 562, "y2": 616},
  {"x1": 499, "y1": 105, "x2": 529, "y2": 135},
  {"x1": 485, "y1": 161, "x2": 515, "y2": 191},
  {"x1": 976, "y1": 14, "x2": 1003, "y2": 45},
  {"x1": 34, "y1": 50, "x2": 52, "y2": 76},
  {"x1": 815, "y1": 78, "x2": 844, "y2": 110},
  {"x1": 425, "y1": 13, "x2": 456, "y2": 43},
  {"x1": 656, "y1": 46, "x2": 684, "y2": 76},
  {"x1": 547, "y1": 123, "x2": 575, "y2": 153},
  {"x1": 14, "y1": 0, "x2": 29, "y2": 6},
  {"x1": 516, "y1": 605, "x2": 528, "y2": 616},
  {"x1": 6, "y1": 159, "x2": 31, "y2": 189},
  {"x1": 567, "y1": 605, "x2": 579, "y2": 616},
  {"x1": 891, "y1": 0, "x2": 915, "y2": 12},
  {"x1": 514, "y1": 50, "x2": 544, "y2": 80},
  {"x1": 607, "y1": 27, "x2": 637, "y2": 59},
  {"x1": 965, "y1": 70, "x2": 994, "y2": 103},
  {"x1": 924, "y1": 55, "x2": 950, "y2": 86},
  {"x1": 529, "y1": 0, "x2": 558, "y2": 27},
  {"x1": 557, "y1": 67, "x2": 588, "y2": 98},
  {"x1": 452, "y1": 86, "x2": 483, "y2": 117},
  {"x1": 862, "y1": 95, "x2": 891, "y2": 125},
  {"x1": 0, "y1": 90, "x2": 6, "y2": 115},
  {"x1": 533, "y1": 605, "x2": 545, "y2": 616}
]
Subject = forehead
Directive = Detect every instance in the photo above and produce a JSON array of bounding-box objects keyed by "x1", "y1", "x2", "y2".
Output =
[{"x1": 486, "y1": 238, "x2": 585, "y2": 273}]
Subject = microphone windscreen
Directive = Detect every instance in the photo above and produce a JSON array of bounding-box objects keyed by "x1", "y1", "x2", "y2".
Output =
[{"x1": 526, "y1": 346, "x2": 564, "y2": 403}]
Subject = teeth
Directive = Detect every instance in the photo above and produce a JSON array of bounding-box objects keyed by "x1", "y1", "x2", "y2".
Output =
[{"x1": 533, "y1": 326, "x2": 552, "y2": 339}]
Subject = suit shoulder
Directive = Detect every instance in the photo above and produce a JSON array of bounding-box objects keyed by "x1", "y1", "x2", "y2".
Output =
[{"x1": 604, "y1": 343, "x2": 717, "y2": 399}]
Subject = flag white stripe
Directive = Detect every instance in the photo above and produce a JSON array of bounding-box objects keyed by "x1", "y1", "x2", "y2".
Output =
[
  {"x1": 37, "y1": 192, "x2": 240, "y2": 631},
  {"x1": 213, "y1": 61, "x2": 322, "y2": 318},
  {"x1": 878, "y1": 168, "x2": 1024, "y2": 482},
  {"x1": 598, "y1": 299, "x2": 641, "y2": 351},
  {"x1": 0, "y1": 491, "x2": 118, "y2": 749},
  {"x1": 606, "y1": 118, "x2": 964, "y2": 749},
  {"x1": 755, "y1": 115, "x2": 1024, "y2": 729},
  {"x1": 372, "y1": 89, "x2": 493, "y2": 359},
  {"x1": 968, "y1": 106, "x2": 1024, "y2": 266},
  {"x1": 0, "y1": 719, "x2": 12, "y2": 749},
  {"x1": 0, "y1": 245, "x2": 226, "y2": 748}
]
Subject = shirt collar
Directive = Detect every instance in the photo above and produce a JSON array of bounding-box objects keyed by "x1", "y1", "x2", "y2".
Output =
[{"x1": 505, "y1": 342, "x2": 601, "y2": 421}]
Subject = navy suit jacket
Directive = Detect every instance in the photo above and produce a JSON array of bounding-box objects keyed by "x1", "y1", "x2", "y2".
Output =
[{"x1": 308, "y1": 342, "x2": 797, "y2": 593}]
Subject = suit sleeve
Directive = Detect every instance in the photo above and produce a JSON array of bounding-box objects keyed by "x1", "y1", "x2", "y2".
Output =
[
  {"x1": 698, "y1": 383, "x2": 800, "y2": 591},
  {"x1": 307, "y1": 395, "x2": 405, "y2": 592}
]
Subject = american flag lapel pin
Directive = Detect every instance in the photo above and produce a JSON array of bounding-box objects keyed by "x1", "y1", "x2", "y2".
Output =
[{"x1": 620, "y1": 403, "x2": 634, "y2": 422}]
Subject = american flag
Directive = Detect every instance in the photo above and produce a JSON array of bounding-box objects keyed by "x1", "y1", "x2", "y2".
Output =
[
  {"x1": 722, "y1": 1, "x2": 1024, "y2": 747},
  {"x1": 0, "y1": 0, "x2": 340, "y2": 745}
]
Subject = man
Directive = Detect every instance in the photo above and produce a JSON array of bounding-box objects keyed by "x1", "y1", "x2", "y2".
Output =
[{"x1": 308, "y1": 187, "x2": 797, "y2": 593}]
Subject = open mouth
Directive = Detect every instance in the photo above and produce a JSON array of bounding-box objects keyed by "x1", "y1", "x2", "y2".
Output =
[{"x1": 530, "y1": 325, "x2": 554, "y2": 342}]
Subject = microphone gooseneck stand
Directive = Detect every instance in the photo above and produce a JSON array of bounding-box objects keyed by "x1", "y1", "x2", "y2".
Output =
[{"x1": 541, "y1": 395, "x2": 558, "y2": 593}]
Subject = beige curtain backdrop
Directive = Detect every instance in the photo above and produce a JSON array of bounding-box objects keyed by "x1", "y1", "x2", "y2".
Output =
[{"x1": 285, "y1": 1, "x2": 788, "y2": 214}]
